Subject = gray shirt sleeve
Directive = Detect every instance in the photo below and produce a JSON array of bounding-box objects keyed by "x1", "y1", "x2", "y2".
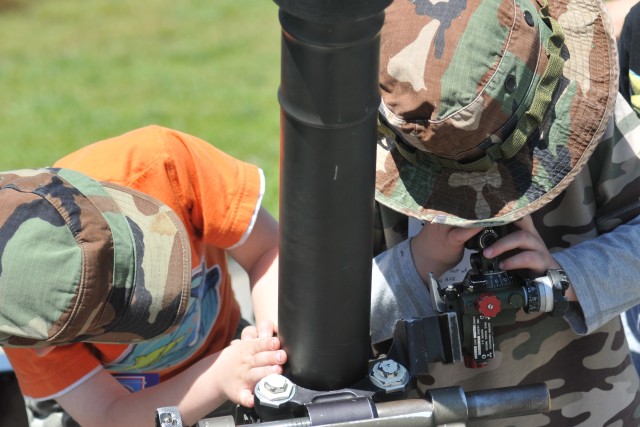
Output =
[
  {"x1": 554, "y1": 214, "x2": 640, "y2": 334},
  {"x1": 370, "y1": 239, "x2": 436, "y2": 343}
]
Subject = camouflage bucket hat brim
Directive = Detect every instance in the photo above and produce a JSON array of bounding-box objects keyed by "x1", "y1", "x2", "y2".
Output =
[
  {"x1": 0, "y1": 168, "x2": 191, "y2": 347},
  {"x1": 375, "y1": 0, "x2": 619, "y2": 227}
]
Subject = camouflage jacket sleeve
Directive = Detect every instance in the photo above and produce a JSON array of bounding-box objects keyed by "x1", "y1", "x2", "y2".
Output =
[{"x1": 554, "y1": 94, "x2": 640, "y2": 334}]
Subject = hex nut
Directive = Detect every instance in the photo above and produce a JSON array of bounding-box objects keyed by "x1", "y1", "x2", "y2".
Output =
[
  {"x1": 255, "y1": 374, "x2": 296, "y2": 408},
  {"x1": 369, "y1": 359, "x2": 409, "y2": 393}
]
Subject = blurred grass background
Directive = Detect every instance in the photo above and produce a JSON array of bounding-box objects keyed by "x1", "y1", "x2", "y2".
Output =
[{"x1": 0, "y1": 0, "x2": 282, "y2": 214}]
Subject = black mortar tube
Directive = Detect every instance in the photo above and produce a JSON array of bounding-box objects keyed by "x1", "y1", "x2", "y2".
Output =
[{"x1": 274, "y1": 0, "x2": 390, "y2": 390}]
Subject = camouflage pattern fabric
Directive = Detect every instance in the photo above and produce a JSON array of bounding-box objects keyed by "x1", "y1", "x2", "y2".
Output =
[
  {"x1": 375, "y1": 0, "x2": 618, "y2": 227},
  {"x1": 373, "y1": 96, "x2": 640, "y2": 424},
  {"x1": 0, "y1": 168, "x2": 191, "y2": 347},
  {"x1": 618, "y1": 2, "x2": 640, "y2": 117}
]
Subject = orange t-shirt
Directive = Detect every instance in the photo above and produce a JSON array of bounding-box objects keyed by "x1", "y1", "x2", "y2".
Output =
[{"x1": 6, "y1": 125, "x2": 263, "y2": 399}]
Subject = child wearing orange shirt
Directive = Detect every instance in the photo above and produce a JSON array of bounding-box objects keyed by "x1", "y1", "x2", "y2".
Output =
[{"x1": 2, "y1": 125, "x2": 284, "y2": 426}]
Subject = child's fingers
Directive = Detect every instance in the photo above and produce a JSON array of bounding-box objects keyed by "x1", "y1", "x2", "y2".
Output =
[
  {"x1": 234, "y1": 337, "x2": 282, "y2": 361},
  {"x1": 252, "y1": 349, "x2": 287, "y2": 368},
  {"x1": 498, "y1": 250, "x2": 548, "y2": 272},
  {"x1": 241, "y1": 325, "x2": 259, "y2": 341},
  {"x1": 511, "y1": 215, "x2": 535, "y2": 233},
  {"x1": 238, "y1": 388, "x2": 255, "y2": 408},
  {"x1": 245, "y1": 336, "x2": 280, "y2": 351},
  {"x1": 247, "y1": 364, "x2": 284, "y2": 386},
  {"x1": 257, "y1": 320, "x2": 276, "y2": 338},
  {"x1": 274, "y1": 349, "x2": 287, "y2": 365},
  {"x1": 478, "y1": 216, "x2": 561, "y2": 274},
  {"x1": 252, "y1": 336, "x2": 281, "y2": 352},
  {"x1": 483, "y1": 218, "x2": 539, "y2": 257}
]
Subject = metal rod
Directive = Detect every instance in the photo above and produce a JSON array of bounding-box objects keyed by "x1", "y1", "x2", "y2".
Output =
[
  {"x1": 199, "y1": 383, "x2": 549, "y2": 426},
  {"x1": 274, "y1": 0, "x2": 389, "y2": 390},
  {"x1": 466, "y1": 383, "x2": 550, "y2": 420}
]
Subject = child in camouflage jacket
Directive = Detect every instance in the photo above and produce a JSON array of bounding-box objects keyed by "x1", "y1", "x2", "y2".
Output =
[{"x1": 369, "y1": 0, "x2": 640, "y2": 425}]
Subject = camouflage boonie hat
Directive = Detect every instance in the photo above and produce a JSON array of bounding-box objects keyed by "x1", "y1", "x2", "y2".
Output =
[
  {"x1": 0, "y1": 168, "x2": 191, "y2": 347},
  {"x1": 376, "y1": 0, "x2": 618, "y2": 227}
]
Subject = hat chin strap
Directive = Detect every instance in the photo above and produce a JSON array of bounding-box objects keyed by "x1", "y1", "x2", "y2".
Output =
[{"x1": 390, "y1": 0, "x2": 567, "y2": 173}]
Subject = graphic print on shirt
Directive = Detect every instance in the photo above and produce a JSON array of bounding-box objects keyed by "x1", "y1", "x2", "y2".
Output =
[{"x1": 105, "y1": 258, "x2": 221, "y2": 373}]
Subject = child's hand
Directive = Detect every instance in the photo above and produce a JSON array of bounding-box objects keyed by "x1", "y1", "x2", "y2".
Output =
[
  {"x1": 480, "y1": 215, "x2": 576, "y2": 300},
  {"x1": 411, "y1": 222, "x2": 482, "y2": 280},
  {"x1": 236, "y1": 320, "x2": 278, "y2": 341},
  {"x1": 481, "y1": 215, "x2": 561, "y2": 275},
  {"x1": 215, "y1": 335, "x2": 287, "y2": 408}
]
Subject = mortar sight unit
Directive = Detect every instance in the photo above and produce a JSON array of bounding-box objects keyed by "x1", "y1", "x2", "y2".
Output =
[{"x1": 428, "y1": 226, "x2": 570, "y2": 368}]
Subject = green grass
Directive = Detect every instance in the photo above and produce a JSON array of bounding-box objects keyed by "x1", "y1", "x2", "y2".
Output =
[{"x1": 0, "y1": 0, "x2": 282, "y2": 214}]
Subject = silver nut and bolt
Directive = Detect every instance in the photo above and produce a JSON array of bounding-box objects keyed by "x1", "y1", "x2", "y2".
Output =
[
  {"x1": 255, "y1": 374, "x2": 296, "y2": 408},
  {"x1": 369, "y1": 359, "x2": 409, "y2": 393}
]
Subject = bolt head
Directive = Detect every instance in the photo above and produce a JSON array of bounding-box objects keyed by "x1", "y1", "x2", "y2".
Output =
[
  {"x1": 369, "y1": 359, "x2": 409, "y2": 393},
  {"x1": 263, "y1": 374, "x2": 289, "y2": 394},
  {"x1": 379, "y1": 360, "x2": 399, "y2": 377},
  {"x1": 255, "y1": 374, "x2": 296, "y2": 408}
]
